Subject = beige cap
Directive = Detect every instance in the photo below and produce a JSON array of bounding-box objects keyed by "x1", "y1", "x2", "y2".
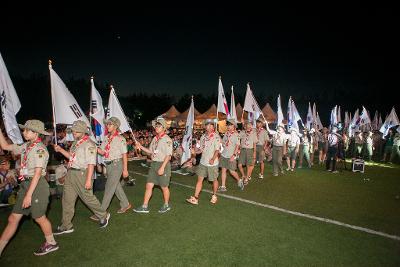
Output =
[
  {"x1": 152, "y1": 117, "x2": 167, "y2": 129},
  {"x1": 104, "y1": 117, "x2": 121, "y2": 129},
  {"x1": 226, "y1": 119, "x2": 237, "y2": 127},
  {"x1": 19, "y1": 120, "x2": 50, "y2": 135},
  {"x1": 67, "y1": 120, "x2": 90, "y2": 134}
]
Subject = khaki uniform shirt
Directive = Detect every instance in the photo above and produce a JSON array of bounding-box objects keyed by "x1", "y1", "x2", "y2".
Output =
[
  {"x1": 256, "y1": 128, "x2": 270, "y2": 146},
  {"x1": 355, "y1": 134, "x2": 363, "y2": 145},
  {"x1": 268, "y1": 130, "x2": 289, "y2": 147},
  {"x1": 200, "y1": 132, "x2": 221, "y2": 166},
  {"x1": 287, "y1": 133, "x2": 301, "y2": 148},
  {"x1": 11, "y1": 142, "x2": 48, "y2": 177},
  {"x1": 69, "y1": 138, "x2": 97, "y2": 169},
  {"x1": 149, "y1": 134, "x2": 173, "y2": 162},
  {"x1": 221, "y1": 131, "x2": 240, "y2": 158},
  {"x1": 239, "y1": 130, "x2": 258, "y2": 149},
  {"x1": 101, "y1": 134, "x2": 127, "y2": 161}
]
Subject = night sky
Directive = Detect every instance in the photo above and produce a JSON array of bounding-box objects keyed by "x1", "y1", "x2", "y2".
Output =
[{"x1": 1, "y1": 4, "x2": 397, "y2": 100}]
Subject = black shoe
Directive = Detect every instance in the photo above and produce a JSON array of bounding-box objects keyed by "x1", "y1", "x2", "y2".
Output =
[
  {"x1": 99, "y1": 213, "x2": 111, "y2": 228},
  {"x1": 33, "y1": 242, "x2": 59, "y2": 256}
]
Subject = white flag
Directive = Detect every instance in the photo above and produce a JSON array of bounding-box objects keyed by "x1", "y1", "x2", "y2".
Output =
[
  {"x1": 276, "y1": 94, "x2": 284, "y2": 126},
  {"x1": 217, "y1": 77, "x2": 230, "y2": 115},
  {"x1": 0, "y1": 53, "x2": 23, "y2": 144},
  {"x1": 372, "y1": 110, "x2": 379, "y2": 130},
  {"x1": 348, "y1": 109, "x2": 359, "y2": 137},
  {"x1": 107, "y1": 87, "x2": 131, "y2": 133},
  {"x1": 228, "y1": 86, "x2": 237, "y2": 123},
  {"x1": 358, "y1": 106, "x2": 371, "y2": 126},
  {"x1": 49, "y1": 63, "x2": 89, "y2": 125},
  {"x1": 330, "y1": 106, "x2": 338, "y2": 127},
  {"x1": 379, "y1": 107, "x2": 399, "y2": 137},
  {"x1": 316, "y1": 112, "x2": 323, "y2": 130},
  {"x1": 287, "y1": 97, "x2": 302, "y2": 131},
  {"x1": 181, "y1": 97, "x2": 194, "y2": 165},
  {"x1": 305, "y1": 102, "x2": 313, "y2": 130},
  {"x1": 344, "y1": 111, "x2": 350, "y2": 129},
  {"x1": 378, "y1": 113, "x2": 383, "y2": 129},
  {"x1": 337, "y1": 106, "x2": 342, "y2": 123},
  {"x1": 243, "y1": 83, "x2": 262, "y2": 126},
  {"x1": 291, "y1": 98, "x2": 303, "y2": 129},
  {"x1": 90, "y1": 78, "x2": 105, "y2": 142}
]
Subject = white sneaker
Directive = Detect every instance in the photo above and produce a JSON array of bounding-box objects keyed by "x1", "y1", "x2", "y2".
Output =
[{"x1": 258, "y1": 173, "x2": 264, "y2": 179}]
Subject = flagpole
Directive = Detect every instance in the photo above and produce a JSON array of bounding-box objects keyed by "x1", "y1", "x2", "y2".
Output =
[
  {"x1": 216, "y1": 76, "x2": 221, "y2": 131},
  {"x1": 49, "y1": 60, "x2": 58, "y2": 144},
  {"x1": 89, "y1": 77, "x2": 93, "y2": 133}
]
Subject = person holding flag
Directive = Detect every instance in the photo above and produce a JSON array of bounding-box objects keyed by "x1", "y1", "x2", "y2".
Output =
[
  {"x1": 53, "y1": 120, "x2": 110, "y2": 235},
  {"x1": 266, "y1": 123, "x2": 289, "y2": 177},
  {"x1": 186, "y1": 119, "x2": 221, "y2": 205},
  {"x1": 0, "y1": 120, "x2": 59, "y2": 256},
  {"x1": 238, "y1": 120, "x2": 258, "y2": 185},
  {"x1": 255, "y1": 118, "x2": 270, "y2": 178},
  {"x1": 89, "y1": 117, "x2": 131, "y2": 221},
  {"x1": 218, "y1": 119, "x2": 244, "y2": 192},
  {"x1": 134, "y1": 117, "x2": 173, "y2": 213}
]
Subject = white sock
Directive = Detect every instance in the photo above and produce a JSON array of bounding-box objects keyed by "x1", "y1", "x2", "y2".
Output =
[
  {"x1": 45, "y1": 235, "x2": 56, "y2": 245},
  {"x1": 0, "y1": 240, "x2": 9, "y2": 256}
]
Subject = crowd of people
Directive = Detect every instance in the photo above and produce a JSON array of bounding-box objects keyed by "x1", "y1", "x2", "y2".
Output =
[{"x1": 0, "y1": 115, "x2": 399, "y2": 258}]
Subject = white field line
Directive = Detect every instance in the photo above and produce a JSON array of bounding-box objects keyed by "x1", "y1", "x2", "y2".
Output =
[{"x1": 132, "y1": 171, "x2": 400, "y2": 241}]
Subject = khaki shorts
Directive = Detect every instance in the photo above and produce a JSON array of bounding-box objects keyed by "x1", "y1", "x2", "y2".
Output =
[
  {"x1": 147, "y1": 161, "x2": 171, "y2": 187},
  {"x1": 256, "y1": 145, "x2": 265, "y2": 162},
  {"x1": 239, "y1": 148, "x2": 255, "y2": 166},
  {"x1": 196, "y1": 164, "x2": 219, "y2": 181},
  {"x1": 287, "y1": 146, "x2": 298, "y2": 160},
  {"x1": 13, "y1": 177, "x2": 49, "y2": 219},
  {"x1": 219, "y1": 156, "x2": 237, "y2": 171}
]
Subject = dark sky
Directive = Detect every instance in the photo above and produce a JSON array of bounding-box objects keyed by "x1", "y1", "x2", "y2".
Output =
[{"x1": 1, "y1": 3, "x2": 398, "y2": 99}]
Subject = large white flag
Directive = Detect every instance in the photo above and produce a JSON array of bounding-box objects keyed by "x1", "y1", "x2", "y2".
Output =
[
  {"x1": 372, "y1": 111, "x2": 378, "y2": 130},
  {"x1": 0, "y1": 53, "x2": 23, "y2": 144},
  {"x1": 330, "y1": 106, "x2": 338, "y2": 127},
  {"x1": 305, "y1": 102, "x2": 313, "y2": 130},
  {"x1": 49, "y1": 63, "x2": 89, "y2": 125},
  {"x1": 344, "y1": 111, "x2": 350, "y2": 129},
  {"x1": 379, "y1": 107, "x2": 399, "y2": 137},
  {"x1": 276, "y1": 94, "x2": 284, "y2": 126},
  {"x1": 90, "y1": 78, "x2": 105, "y2": 142},
  {"x1": 228, "y1": 86, "x2": 238, "y2": 123},
  {"x1": 243, "y1": 83, "x2": 262, "y2": 126},
  {"x1": 316, "y1": 112, "x2": 323, "y2": 130},
  {"x1": 217, "y1": 77, "x2": 230, "y2": 116},
  {"x1": 358, "y1": 106, "x2": 371, "y2": 126},
  {"x1": 337, "y1": 106, "x2": 342, "y2": 123},
  {"x1": 348, "y1": 109, "x2": 359, "y2": 137},
  {"x1": 181, "y1": 97, "x2": 194, "y2": 165},
  {"x1": 378, "y1": 113, "x2": 383, "y2": 129},
  {"x1": 287, "y1": 97, "x2": 302, "y2": 130},
  {"x1": 107, "y1": 87, "x2": 131, "y2": 133}
]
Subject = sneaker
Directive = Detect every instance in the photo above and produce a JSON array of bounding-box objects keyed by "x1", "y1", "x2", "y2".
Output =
[
  {"x1": 332, "y1": 170, "x2": 339, "y2": 173},
  {"x1": 186, "y1": 196, "x2": 199, "y2": 205},
  {"x1": 89, "y1": 215, "x2": 99, "y2": 221},
  {"x1": 243, "y1": 179, "x2": 249, "y2": 185},
  {"x1": 99, "y1": 213, "x2": 111, "y2": 228},
  {"x1": 238, "y1": 179, "x2": 244, "y2": 190},
  {"x1": 117, "y1": 203, "x2": 132, "y2": 214},
  {"x1": 273, "y1": 173, "x2": 278, "y2": 177},
  {"x1": 218, "y1": 186, "x2": 227, "y2": 192},
  {"x1": 258, "y1": 173, "x2": 264, "y2": 179},
  {"x1": 210, "y1": 194, "x2": 218, "y2": 204},
  {"x1": 290, "y1": 168, "x2": 294, "y2": 172},
  {"x1": 280, "y1": 170, "x2": 285, "y2": 175},
  {"x1": 133, "y1": 205, "x2": 150, "y2": 213},
  {"x1": 248, "y1": 176, "x2": 252, "y2": 181},
  {"x1": 286, "y1": 167, "x2": 291, "y2": 171},
  {"x1": 53, "y1": 226, "x2": 74, "y2": 236},
  {"x1": 33, "y1": 242, "x2": 59, "y2": 256},
  {"x1": 298, "y1": 166, "x2": 302, "y2": 169},
  {"x1": 158, "y1": 203, "x2": 171, "y2": 213}
]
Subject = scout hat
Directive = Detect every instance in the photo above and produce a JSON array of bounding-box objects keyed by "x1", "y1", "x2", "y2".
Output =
[
  {"x1": 152, "y1": 116, "x2": 168, "y2": 129},
  {"x1": 67, "y1": 120, "x2": 90, "y2": 134},
  {"x1": 203, "y1": 118, "x2": 216, "y2": 127},
  {"x1": 226, "y1": 119, "x2": 237, "y2": 127},
  {"x1": 19, "y1": 120, "x2": 50, "y2": 135},
  {"x1": 256, "y1": 117, "x2": 264, "y2": 123},
  {"x1": 104, "y1": 117, "x2": 121, "y2": 129}
]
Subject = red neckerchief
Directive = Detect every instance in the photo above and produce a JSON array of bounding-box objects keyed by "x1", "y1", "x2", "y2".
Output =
[
  {"x1": 18, "y1": 138, "x2": 42, "y2": 181},
  {"x1": 153, "y1": 132, "x2": 166, "y2": 152},
  {"x1": 68, "y1": 135, "x2": 89, "y2": 168},
  {"x1": 224, "y1": 130, "x2": 235, "y2": 148},
  {"x1": 104, "y1": 131, "x2": 119, "y2": 159},
  {"x1": 202, "y1": 131, "x2": 215, "y2": 150},
  {"x1": 244, "y1": 129, "x2": 252, "y2": 146}
]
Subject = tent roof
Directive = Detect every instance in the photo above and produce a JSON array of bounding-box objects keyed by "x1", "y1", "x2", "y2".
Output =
[
  {"x1": 161, "y1": 105, "x2": 180, "y2": 120},
  {"x1": 198, "y1": 104, "x2": 227, "y2": 120},
  {"x1": 262, "y1": 103, "x2": 277, "y2": 122},
  {"x1": 174, "y1": 106, "x2": 201, "y2": 121}
]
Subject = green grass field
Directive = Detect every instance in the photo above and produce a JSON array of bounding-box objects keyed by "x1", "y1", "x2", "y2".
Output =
[{"x1": 1, "y1": 160, "x2": 400, "y2": 266}]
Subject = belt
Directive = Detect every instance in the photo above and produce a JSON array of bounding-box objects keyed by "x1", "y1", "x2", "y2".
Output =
[
  {"x1": 69, "y1": 168, "x2": 86, "y2": 172},
  {"x1": 104, "y1": 159, "x2": 122, "y2": 165}
]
